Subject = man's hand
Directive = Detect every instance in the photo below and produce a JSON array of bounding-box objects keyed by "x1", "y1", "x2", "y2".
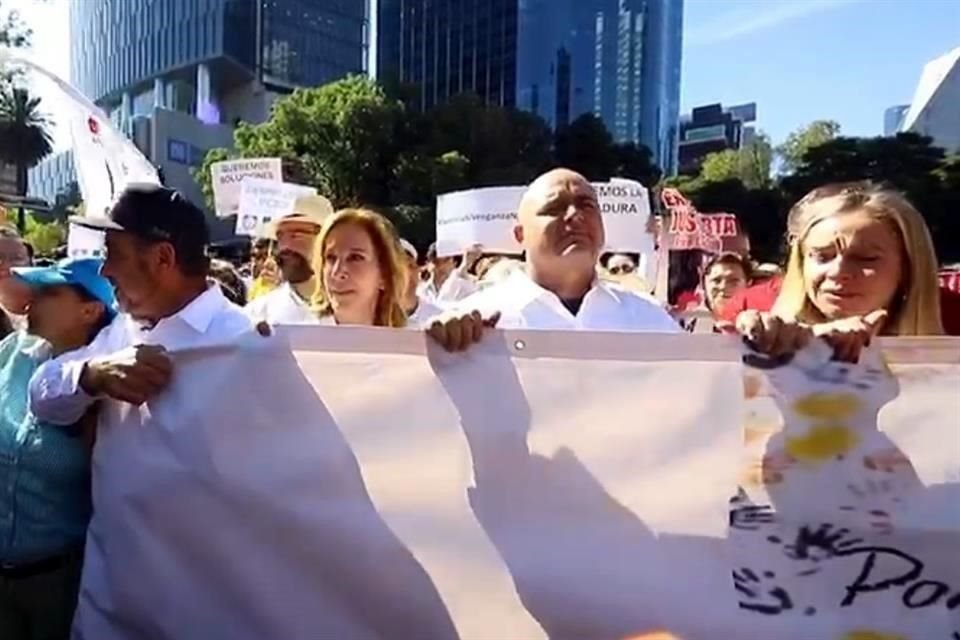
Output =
[
  {"x1": 79, "y1": 345, "x2": 173, "y2": 405},
  {"x1": 427, "y1": 311, "x2": 500, "y2": 352}
]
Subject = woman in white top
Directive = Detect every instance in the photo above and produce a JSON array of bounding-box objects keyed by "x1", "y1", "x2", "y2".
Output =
[{"x1": 311, "y1": 208, "x2": 410, "y2": 328}]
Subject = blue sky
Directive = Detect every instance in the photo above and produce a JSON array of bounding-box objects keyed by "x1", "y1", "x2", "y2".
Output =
[{"x1": 682, "y1": 0, "x2": 960, "y2": 145}]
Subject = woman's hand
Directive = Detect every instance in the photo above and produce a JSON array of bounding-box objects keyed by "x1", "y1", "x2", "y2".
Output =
[
  {"x1": 735, "y1": 310, "x2": 813, "y2": 357},
  {"x1": 812, "y1": 309, "x2": 887, "y2": 363}
]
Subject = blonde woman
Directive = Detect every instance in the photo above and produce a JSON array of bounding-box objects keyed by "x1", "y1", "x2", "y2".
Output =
[
  {"x1": 311, "y1": 209, "x2": 408, "y2": 327},
  {"x1": 737, "y1": 182, "x2": 944, "y2": 361}
]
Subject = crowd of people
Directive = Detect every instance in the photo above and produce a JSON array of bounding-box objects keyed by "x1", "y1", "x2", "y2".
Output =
[{"x1": 0, "y1": 166, "x2": 958, "y2": 637}]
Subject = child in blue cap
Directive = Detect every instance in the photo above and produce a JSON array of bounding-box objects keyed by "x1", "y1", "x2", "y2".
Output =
[{"x1": 0, "y1": 257, "x2": 116, "y2": 638}]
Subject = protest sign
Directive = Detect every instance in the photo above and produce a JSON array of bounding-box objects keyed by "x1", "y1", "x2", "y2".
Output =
[
  {"x1": 70, "y1": 328, "x2": 959, "y2": 639},
  {"x1": 66, "y1": 223, "x2": 105, "y2": 259},
  {"x1": 210, "y1": 158, "x2": 282, "y2": 218},
  {"x1": 234, "y1": 178, "x2": 318, "y2": 237},
  {"x1": 660, "y1": 187, "x2": 739, "y2": 253},
  {"x1": 436, "y1": 180, "x2": 655, "y2": 260},
  {"x1": 0, "y1": 50, "x2": 161, "y2": 219},
  {"x1": 435, "y1": 186, "x2": 526, "y2": 257}
]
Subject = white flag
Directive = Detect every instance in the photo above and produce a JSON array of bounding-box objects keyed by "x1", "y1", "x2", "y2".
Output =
[{"x1": 0, "y1": 49, "x2": 160, "y2": 219}]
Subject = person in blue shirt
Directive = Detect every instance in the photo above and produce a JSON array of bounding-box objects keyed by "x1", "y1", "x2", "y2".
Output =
[{"x1": 0, "y1": 257, "x2": 116, "y2": 640}]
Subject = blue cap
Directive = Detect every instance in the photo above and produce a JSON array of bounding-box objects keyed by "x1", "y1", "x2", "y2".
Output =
[{"x1": 12, "y1": 257, "x2": 117, "y2": 317}]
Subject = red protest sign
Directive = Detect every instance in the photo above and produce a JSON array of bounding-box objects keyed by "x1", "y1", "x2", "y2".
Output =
[{"x1": 659, "y1": 188, "x2": 739, "y2": 253}]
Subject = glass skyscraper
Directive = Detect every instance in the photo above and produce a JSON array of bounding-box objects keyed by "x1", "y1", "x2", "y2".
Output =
[
  {"x1": 378, "y1": 0, "x2": 683, "y2": 174},
  {"x1": 70, "y1": 0, "x2": 368, "y2": 127}
]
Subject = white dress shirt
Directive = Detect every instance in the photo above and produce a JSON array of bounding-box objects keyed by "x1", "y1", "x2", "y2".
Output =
[
  {"x1": 243, "y1": 282, "x2": 318, "y2": 325},
  {"x1": 418, "y1": 271, "x2": 478, "y2": 305},
  {"x1": 407, "y1": 296, "x2": 443, "y2": 328},
  {"x1": 454, "y1": 270, "x2": 681, "y2": 331},
  {"x1": 29, "y1": 285, "x2": 253, "y2": 426},
  {"x1": 28, "y1": 285, "x2": 254, "y2": 638}
]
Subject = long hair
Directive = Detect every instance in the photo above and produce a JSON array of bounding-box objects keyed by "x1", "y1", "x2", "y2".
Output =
[
  {"x1": 311, "y1": 209, "x2": 408, "y2": 328},
  {"x1": 774, "y1": 182, "x2": 943, "y2": 336}
]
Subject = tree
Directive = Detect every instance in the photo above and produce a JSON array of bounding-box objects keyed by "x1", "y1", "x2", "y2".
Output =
[
  {"x1": 195, "y1": 76, "x2": 405, "y2": 209},
  {"x1": 22, "y1": 211, "x2": 64, "y2": 256},
  {"x1": 739, "y1": 133, "x2": 773, "y2": 189},
  {"x1": 0, "y1": 86, "x2": 53, "y2": 232},
  {"x1": 614, "y1": 143, "x2": 662, "y2": 187},
  {"x1": 699, "y1": 149, "x2": 740, "y2": 183},
  {"x1": 554, "y1": 114, "x2": 617, "y2": 181},
  {"x1": 777, "y1": 120, "x2": 841, "y2": 173}
]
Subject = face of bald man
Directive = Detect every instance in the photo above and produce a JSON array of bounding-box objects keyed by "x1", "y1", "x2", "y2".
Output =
[{"x1": 514, "y1": 170, "x2": 604, "y2": 275}]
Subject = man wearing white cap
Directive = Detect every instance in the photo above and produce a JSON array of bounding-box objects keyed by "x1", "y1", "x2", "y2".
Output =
[
  {"x1": 244, "y1": 194, "x2": 333, "y2": 324},
  {"x1": 398, "y1": 239, "x2": 442, "y2": 327}
]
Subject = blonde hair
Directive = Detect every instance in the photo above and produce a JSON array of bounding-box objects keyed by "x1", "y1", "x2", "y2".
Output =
[
  {"x1": 774, "y1": 183, "x2": 943, "y2": 336},
  {"x1": 311, "y1": 208, "x2": 408, "y2": 328}
]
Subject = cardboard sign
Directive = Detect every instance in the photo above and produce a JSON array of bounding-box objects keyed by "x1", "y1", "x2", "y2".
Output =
[
  {"x1": 234, "y1": 178, "x2": 317, "y2": 238},
  {"x1": 210, "y1": 158, "x2": 282, "y2": 218},
  {"x1": 660, "y1": 187, "x2": 740, "y2": 253}
]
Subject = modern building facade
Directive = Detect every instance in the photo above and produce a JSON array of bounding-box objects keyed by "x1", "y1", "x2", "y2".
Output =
[
  {"x1": 677, "y1": 102, "x2": 757, "y2": 175},
  {"x1": 900, "y1": 46, "x2": 960, "y2": 153},
  {"x1": 883, "y1": 105, "x2": 909, "y2": 137},
  {"x1": 378, "y1": 0, "x2": 683, "y2": 174},
  {"x1": 32, "y1": 0, "x2": 370, "y2": 236}
]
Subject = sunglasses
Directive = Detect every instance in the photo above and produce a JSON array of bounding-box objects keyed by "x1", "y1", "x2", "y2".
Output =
[{"x1": 608, "y1": 263, "x2": 636, "y2": 276}]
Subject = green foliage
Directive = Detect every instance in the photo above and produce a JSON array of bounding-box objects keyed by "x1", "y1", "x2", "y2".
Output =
[
  {"x1": 22, "y1": 211, "x2": 65, "y2": 256},
  {"x1": 777, "y1": 120, "x2": 841, "y2": 174}
]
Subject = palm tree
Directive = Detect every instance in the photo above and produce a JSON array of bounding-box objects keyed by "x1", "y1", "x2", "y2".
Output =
[{"x1": 0, "y1": 85, "x2": 54, "y2": 233}]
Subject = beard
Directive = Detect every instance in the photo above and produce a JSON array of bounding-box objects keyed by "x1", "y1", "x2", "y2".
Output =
[{"x1": 276, "y1": 250, "x2": 314, "y2": 285}]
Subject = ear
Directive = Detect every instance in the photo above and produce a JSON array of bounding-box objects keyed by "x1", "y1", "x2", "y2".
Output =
[
  {"x1": 81, "y1": 301, "x2": 105, "y2": 325},
  {"x1": 154, "y1": 242, "x2": 177, "y2": 273},
  {"x1": 513, "y1": 224, "x2": 524, "y2": 244}
]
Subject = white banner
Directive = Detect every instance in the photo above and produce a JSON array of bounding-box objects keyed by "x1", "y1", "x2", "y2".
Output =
[
  {"x1": 68, "y1": 329, "x2": 960, "y2": 639},
  {"x1": 66, "y1": 223, "x2": 104, "y2": 259},
  {"x1": 234, "y1": 178, "x2": 317, "y2": 237},
  {"x1": 210, "y1": 158, "x2": 282, "y2": 218},
  {"x1": 0, "y1": 50, "x2": 161, "y2": 219},
  {"x1": 435, "y1": 181, "x2": 655, "y2": 262}
]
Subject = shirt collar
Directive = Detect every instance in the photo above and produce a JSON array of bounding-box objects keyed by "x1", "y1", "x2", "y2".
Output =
[
  {"x1": 169, "y1": 285, "x2": 229, "y2": 334},
  {"x1": 505, "y1": 269, "x2": 619, "y2": 310}
]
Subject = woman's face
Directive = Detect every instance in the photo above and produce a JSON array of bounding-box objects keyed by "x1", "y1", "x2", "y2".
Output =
[
  {"x1": 322, "y1": 222, "x2": 385, "y2": 324},
  {"x1": 705, "y1": 262, "x2": 747, "y2": 311},
  {"x1": 801, "y1": 209, "x2": 905, "y2": 320}
]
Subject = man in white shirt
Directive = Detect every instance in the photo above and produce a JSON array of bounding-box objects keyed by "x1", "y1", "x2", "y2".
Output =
[
  {"x1": 429, "y1": 168, "x2": 678, "y2": 348},
  {"x1": 418, "y1": 242, "x2": 480, "y2": 305},
  {"x1": 399, "y1": 239, "x2": 442, "y2": 327},
  {"x1": 27, "y1": 186, "x2": 254, "y2": 636},
  {"x1": 243, "y1": 194, "x2": 333, "y2": 324}
]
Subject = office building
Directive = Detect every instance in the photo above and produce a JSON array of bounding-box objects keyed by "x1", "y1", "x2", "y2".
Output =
[
  {"x1": 32, "y1": 0, "x2": 370, "y2": 236},
  {"x1": 678, "y1": 102, "x2": 757, "y2": 175},
  {"x1": 883, "y1": 105, "x2": 909, "y2": 137},
  {"x1": 377, "y1": 0, "x2": 683, "y2": 174},
  {"x1": 900, "y1": 46, "x2": 960, "y2": 153}
]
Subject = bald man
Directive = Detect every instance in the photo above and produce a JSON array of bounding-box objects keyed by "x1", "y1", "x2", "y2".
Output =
[{"x1": 429, "y1": 169, "x2": 677, "y2": 350}]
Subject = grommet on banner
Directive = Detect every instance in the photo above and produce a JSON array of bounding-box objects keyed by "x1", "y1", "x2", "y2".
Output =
[{"x1": 513, "y1": 339, "x2": 526, "y2": 352}]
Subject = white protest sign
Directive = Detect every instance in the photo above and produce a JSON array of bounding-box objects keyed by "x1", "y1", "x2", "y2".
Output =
[
  {"x1": 435, "y1": 180, "x2": 654, "y2": 264},
  {"x1": 66, "y1": 223, "x2": 105, "y2": 259},
  {"x1": 435, "y1": 186, "x2": 525, "y2": 257},
  {"x1": 234, "y1": 178, "x2": 317, "y2": 237},
  {"x1": 0, "y1": 50, "x2": 161, "y2": 219},
  {"x1": 210, "y1": 158, "x2": 282, "y2": 218}
]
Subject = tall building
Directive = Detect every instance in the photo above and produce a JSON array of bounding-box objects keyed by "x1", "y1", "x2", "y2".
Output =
[
  {"x1": 32, "y1": 0, "x2": 370, "y2": 237},
  {"x1": 900, "y1": 46, "x2": 960, "y2": 153},
  {"x1": 677, "y1": 102, "x2": 756, "y2": 175},
  {"x1": 377, "y1": 0, "x2": 683, "y2": 174},
  {"x1": 883, "y1": 105, "x2": 909, "y2": 137}
]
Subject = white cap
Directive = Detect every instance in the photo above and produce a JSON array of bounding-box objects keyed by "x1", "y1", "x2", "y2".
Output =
[{"x1": 399, "y1": 238, "x2": 418, "y2": 261}]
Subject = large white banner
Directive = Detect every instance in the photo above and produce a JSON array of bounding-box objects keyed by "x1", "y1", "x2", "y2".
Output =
[
  {"x1": 0, "y1": 50, "x2": 160, "y2": 221},
  {"x1": 210, "y1": 158, "x2": 282, "y2": 218},
  {"x1": 435, "y1": 180, "x2": 654, "y2": 260},
  {"x1": 234, "y1": 178, "x2": 317, "y2": 237},
  {"x1": 71, "y1": 329, "x2": 959, "y2": 639}
]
